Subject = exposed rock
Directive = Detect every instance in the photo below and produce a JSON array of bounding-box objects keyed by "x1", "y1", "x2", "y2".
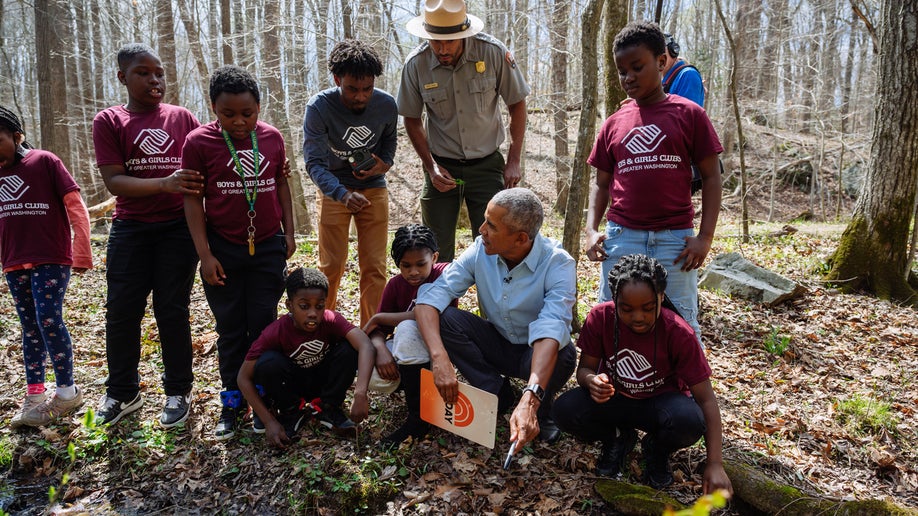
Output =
[{"x1": 699, "y1": 252, "x2": 808, "y2": 306}]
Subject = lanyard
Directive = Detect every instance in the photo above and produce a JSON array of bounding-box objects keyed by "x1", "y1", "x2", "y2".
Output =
[{"x1": 222, "y1": 129, "x2": 259, "y2": 255}]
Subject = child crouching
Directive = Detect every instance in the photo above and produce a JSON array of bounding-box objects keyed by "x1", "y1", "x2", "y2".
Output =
[{"x1": 237, "y1": 267, "x2": 375, "y2": 448}]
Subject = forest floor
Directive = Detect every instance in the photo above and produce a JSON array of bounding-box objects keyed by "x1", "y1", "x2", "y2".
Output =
[{"x1": 0, "y1": 118, "x2": 916, "y2": 515}]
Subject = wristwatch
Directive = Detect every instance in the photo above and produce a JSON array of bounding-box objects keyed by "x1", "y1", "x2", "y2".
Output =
[{"x1": 522, "y1": 384, "x2": 545, "y2": 402}]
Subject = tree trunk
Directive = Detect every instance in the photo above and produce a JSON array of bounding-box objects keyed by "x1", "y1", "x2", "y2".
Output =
[
  {"x1": 220, "y1": 0, "x2": 232, "y2": 65},
  {"x1": 601, "y1": 0, "x2": 628, "y2": 119},
  {"x1": 828, "y1": 0, "x2": 918, "y2": 303},
  {"x1": 35, "y1": 0, "x2": 72, "y2": 171},
  {"x1": 550, "y1": 0, "x2": 571, "y2": 211},
  {"x1": 176, "y1": 0, "x2": 211, "y2": 102},
  {"x1": 262, "y1": 0, "x2": 312, "y2": 236},
  {"x1": 156, "y1": 0, "x2": 179, "y2": 106}
]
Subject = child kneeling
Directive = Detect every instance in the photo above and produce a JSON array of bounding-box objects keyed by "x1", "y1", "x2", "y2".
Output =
[
  {"x1": 238, "y1": 267, "x2": 375, "y2": 448},
  {"x1": 552, "y1": 255, "x2": 732, "y2": 495}
]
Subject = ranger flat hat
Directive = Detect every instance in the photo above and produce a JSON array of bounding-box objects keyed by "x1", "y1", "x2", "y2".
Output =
[{"x1": 406, "y1": 0, "x2": 484, "y2": 40}]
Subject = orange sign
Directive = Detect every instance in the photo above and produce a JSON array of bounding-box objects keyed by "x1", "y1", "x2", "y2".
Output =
[{"x1": 419, "y1": 368, "x2": 498, "y2": 448}]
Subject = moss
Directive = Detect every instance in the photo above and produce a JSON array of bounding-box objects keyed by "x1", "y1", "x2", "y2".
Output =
[{"x1": 594, "y1": 479, "x2": 686, "y2": 515}]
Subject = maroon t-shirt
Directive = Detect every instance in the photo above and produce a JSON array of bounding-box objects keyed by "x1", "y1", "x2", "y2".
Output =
[
  {"x1": 588, "y1": 95, "x2": 723, "y2": 230},
  {"x1": 0, "y1": 149, "x2": 79, "y2": 268},
  {"x1": 376, "y1": 262, "x2": 455, "y2": 335},
  {"x1": 182, "y1": 121, "x2": 287, "y2": 245},
  {"x1": 245, "y1": 310, "x2": 356, "y2": 368},
  {"x1": 577, "y1": 301, "x2": 711, "y2": 398},
  {"x1": 92, "y1": 104, "x2": 200, "y2": 222}
]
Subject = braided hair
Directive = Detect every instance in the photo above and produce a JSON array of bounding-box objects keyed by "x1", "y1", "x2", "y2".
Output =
[
  {"x1": 0, "y1": 105, "x2": 31, "y2": 151},
  {"x1": 390, "y1": 224, "x2": 438, "y2": 264},
  {"x1": 606, "y1": 254, "x2": 682, "y2": 386}
]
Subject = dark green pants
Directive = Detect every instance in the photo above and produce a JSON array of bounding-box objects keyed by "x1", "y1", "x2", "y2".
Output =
[{"x1": 421, "y1": 151, "x2": 504, "y2": 262}]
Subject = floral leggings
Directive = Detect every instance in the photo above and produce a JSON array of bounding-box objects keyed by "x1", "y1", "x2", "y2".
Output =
[{"x1": 5, "y1": 264, "x2": 74, "y2": 387}]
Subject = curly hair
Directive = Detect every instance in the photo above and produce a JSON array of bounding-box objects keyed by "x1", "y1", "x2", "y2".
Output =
[
  {"x1": 612, "y1": 21, "x2": 666, "y2": 57},
  {"x1": 285, "y1": 267, "x2": 329, "y2": 297},
  {"x1": 209, "y1": 65, "x2": 260, "y2": 105},
  {"x1": 328, "y1": 39, "x2": 383, "y2": 79},
  {"x1": 391, "y1": 224, "x2": 439, "y2": 264},
  {"x1": 117, "y1": 43, "x2": 158, "y2": 72}
]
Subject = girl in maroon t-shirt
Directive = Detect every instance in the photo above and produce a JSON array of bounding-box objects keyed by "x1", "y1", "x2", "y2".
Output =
[
  {"x1": 363, "y1": 224, "x2": 453, "y2": 447},
  {"x1": 552, "y1": 255, "x2": 732, "y2": 497},
  {"x1": 0, "y1": 107, "x2": 93, "y2": 428}
]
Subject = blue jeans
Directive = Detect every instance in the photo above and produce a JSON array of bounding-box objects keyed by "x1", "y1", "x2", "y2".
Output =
[
  {"x1": 105, "y1": 218, "x2": 198, "y2": 400},
  {"x1": 6, "y1": 265, "x2": 74, "y2": 387},
  {"x1": 552, "y1": 387, "x2": 705, "y2": 452},
  {"x1": 598, "y1": 222, "x2": 701, "y2": 344}
]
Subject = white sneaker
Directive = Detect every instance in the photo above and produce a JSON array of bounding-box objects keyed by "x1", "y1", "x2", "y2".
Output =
[
  {"x1": 21, "y1": 387, "x2": 84, "y2": 427},
  {"x1": 10, "y1": 392, "x2": 48, "y2": 429}
]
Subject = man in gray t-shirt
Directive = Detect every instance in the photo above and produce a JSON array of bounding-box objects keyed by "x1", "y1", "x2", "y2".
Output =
[
  {"x1": 398, "y1": 0, "x2": 530, "y2": 262},
  {"x1": 303, "y1": 40, "x2": 398, "y2": 327}
]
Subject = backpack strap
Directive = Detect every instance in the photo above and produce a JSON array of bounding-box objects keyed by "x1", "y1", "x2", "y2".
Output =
[{"x1": 662, "y1": 62, "x2": 697, "y2": 93}]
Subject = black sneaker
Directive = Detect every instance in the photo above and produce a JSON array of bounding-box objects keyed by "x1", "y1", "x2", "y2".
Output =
[
  {"x1": 318, "y1": 405, "x2": 356, "y2": 437},
  {"x1": 214, "y1": 405, "x2": 247, "y2": 441},
  {"x1": 596, "y1": 428, "x2": 638, "y2": 477},
  {"x1": 96, "y1": 393, "x2": 144, "y2": 426},
  {"x1": 160, "y1": 393, "x2": 191, "y2": 428},
  {"x1": 277, "y1": 408, "x2": 307, "y2": 440},
  {"x1": 252, "y1": 412, "x2": 265, "y2": 434},
  {"x1": 641, "y1": 434, "x2": 674, "y2": 489}
]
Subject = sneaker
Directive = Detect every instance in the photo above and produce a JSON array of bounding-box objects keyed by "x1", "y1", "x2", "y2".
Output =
[
  {"x1": 159, "y1": 393, "x2": 191, "y2": 428},
  {"x1": 641, "y1": 434, "x2": 674, "y2": 489},
  {"x1": 596, "y1": 428, "x2": 638, "y2": 477},
  {"x1": 318, "y1": 405, "x2": 356, "y2": 437},
  {"x1": 252, "y1": 412, "x2": 265, "y2": 434},
  {"x1": 21, "y1": 387, "x2": 85, "y2": 427},
  {"x1": 214, "y1": 405, "x2": 247, "y2": 441},
  {"x1": 10, "y1": 392, "x2": 48, "y2": 429},
  {"x1": 95, "y1": 393, "x2": 144, "y2": 426},
  {"x1": 277, "y1": 408, "x2": 307, "y2": 440}
]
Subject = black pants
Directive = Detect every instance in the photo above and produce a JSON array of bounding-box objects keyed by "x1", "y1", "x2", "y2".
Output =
[
  {"x1": 203, "y1": 231, "x2": 286, "y2": 391},
  {"x1": 438, "y1": 306, "x2": 576, "y2": 419},
  {"x1": 552, "y1": 387, "x2": 706, "y2": 452},
  {"x1": 105, "y1": 218, "x2": 198, "y2": 400},
  {"x1": 252, "y1": 345, "x2": 358, "y2": 410}
]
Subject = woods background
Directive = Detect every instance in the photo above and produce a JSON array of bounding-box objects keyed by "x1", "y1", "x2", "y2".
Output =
[{"x1": 0, "y1": 0, "x2": 879, "y2": 230}]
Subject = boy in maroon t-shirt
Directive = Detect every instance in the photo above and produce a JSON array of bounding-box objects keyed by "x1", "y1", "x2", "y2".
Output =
[
  {"x1": 182, "y1": 65, "x2": 296, "y2": 440},
  {"x1": 553, "y1": 255, "x2": 732, "y2": 496},
  {"x1": 584, "y1": 21, "x2": 723, "y2": 346},
  {"x1": 92, "y1": 44, "x2": 203, "y2": 429},
  {"x1": 237, "y1": 267, "x2": 375, "y2": 448}
]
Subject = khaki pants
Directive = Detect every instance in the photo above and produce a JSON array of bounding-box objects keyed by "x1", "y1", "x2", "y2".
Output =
[{"x1": 317, "y1": 187, "x2": 389, "y2": 326}]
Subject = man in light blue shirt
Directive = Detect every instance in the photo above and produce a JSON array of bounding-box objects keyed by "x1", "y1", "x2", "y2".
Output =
[{"x1": 415, "y1": 188, "x2": 576, "y2": 449}]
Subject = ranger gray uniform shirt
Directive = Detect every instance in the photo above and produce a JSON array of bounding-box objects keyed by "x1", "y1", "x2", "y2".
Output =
[{"x1": 397, "y1": 33, "x2": 530, "y2": 160}]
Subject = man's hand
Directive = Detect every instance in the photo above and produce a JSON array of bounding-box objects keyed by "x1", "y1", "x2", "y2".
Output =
[
  {"x1": 675, "y1": 233, "x2": 713, "y2": 271},
  {"x1": 503, "y1": 161, "x2": 521, "y2": 188},
  {"x1": 163, "y1": 169, "x2": 205, "y2": 196},
  {"x1": 342, "y1": 191, "x2": 371, "y2": 213},
  {"x1": 702, "y1": 462, "x2": 733, "y2": 496},
  {"x1": 588, "y1": 373, "x2": 615, "y2": 403},
  {"x1": 509, "y1": 393, "x2": 540, "y2": 448},
  {"x1": 352, "y1": 154, "x2": 390, "y2": 181},
  {"x1": 431, "y1": 357, "x2": 458, "y2": 404},
  {"x1": 584, "y1": 229, "x2": 608, "y2": 262},
  {"x1": 426, "y1": 163, "x2": 457, "y2": 193}
]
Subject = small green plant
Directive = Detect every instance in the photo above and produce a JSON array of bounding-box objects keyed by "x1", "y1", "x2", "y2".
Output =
[
  {"x1": 763, "y1": 327, "x2": 790, "y2": 356},
  {"x1": 837, "y1": 394, "x2": 897, "y2": 435},
  {"x1": 0, "y1": 435, "x2": 14, "y2": 469}
]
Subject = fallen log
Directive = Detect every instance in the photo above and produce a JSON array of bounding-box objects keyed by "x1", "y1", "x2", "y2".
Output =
[{"x1": 88, "y1": 197, "x2": 116, "y2": 222}]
